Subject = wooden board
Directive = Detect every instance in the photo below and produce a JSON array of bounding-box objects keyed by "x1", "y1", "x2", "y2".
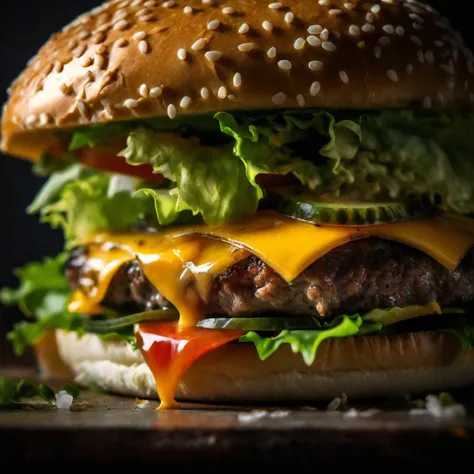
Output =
[{"x1": 0, "y1": 366, "x2": 473, "y2": 468}]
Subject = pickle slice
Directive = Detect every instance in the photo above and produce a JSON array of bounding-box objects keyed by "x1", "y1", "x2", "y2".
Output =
[
  {"x1": 268, "y1": 188, "x2": 436, "y2": 226},
  {"x1": 197, "y1": 315, "x2": 322, "y2": 331}
]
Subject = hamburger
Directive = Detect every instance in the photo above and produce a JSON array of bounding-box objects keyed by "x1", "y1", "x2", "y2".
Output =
[{"x1": 2, "y1": 0, "x2": 474, "y2": 410}]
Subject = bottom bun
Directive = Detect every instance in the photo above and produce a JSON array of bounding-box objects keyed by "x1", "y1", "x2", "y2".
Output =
[{"x1": 55, "y1": 329, "x2": 474, "y2": 403}]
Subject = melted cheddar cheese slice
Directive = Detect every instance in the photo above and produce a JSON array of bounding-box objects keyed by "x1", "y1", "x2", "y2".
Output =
[{"x1": 69, "y1": 212, "x2": 474, "y2": 327}]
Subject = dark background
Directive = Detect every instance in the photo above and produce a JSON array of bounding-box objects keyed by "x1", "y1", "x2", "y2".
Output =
[{"x1": 0, "y1": 0, "x2": 472, "y2": 364}]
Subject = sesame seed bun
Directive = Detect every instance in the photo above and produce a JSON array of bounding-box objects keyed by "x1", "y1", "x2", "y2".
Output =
[
  {"x1": 2, "y1": 0, "x2": 474, "y2": 161},
  {"x1": 52, "y1": 329, "x2": 474, "y2": 403}
]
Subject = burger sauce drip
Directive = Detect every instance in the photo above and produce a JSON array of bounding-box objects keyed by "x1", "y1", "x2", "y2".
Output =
[{"x1": 136, "y1": 321, "x2": 245, "y2": 409}]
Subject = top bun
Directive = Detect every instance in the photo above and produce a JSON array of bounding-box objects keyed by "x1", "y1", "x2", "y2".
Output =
[{"x1": 2, "y1": 0, "x2": 474, "y2": 160}]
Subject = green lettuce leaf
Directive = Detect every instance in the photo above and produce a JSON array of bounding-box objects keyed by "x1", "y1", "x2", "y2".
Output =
[
  {"x1": 240, "y1": 315, "x2": 364, "y2": 365},
  {"x1": 0, "y1": 254, "x2": 137, "y2": 355},
  {"x1": 119, "y1": 129, "x2": 258, "y2": 225},
  {"x1": 28, "y1": 164, "x2": 155, "y2": 241}
]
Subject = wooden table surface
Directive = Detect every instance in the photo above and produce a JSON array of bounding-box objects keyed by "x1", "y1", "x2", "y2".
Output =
[{"x1": 1, "y1": 366, "x2": 473, "y2": 469}]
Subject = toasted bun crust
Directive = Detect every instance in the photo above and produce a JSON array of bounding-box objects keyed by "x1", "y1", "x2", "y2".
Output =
[
  {"x1": 53, "y1": 329, "x2": 474, "y2": 402},
  {"x1": 2, "y1": 0, "x2": 474, "y2": 160}
]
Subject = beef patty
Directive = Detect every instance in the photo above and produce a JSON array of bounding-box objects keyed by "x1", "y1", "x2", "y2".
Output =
[{"x1": 66, "y1": 238, "x2": 474, "y2": 319}]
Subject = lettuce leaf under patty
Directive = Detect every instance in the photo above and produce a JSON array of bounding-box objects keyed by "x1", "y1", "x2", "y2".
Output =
[
  {"x1": 49, "y1": 109, "x2": 474, "y2": 234},
  {"x1": 0, "y1": 253, "x2": 136, "y2": 355}
]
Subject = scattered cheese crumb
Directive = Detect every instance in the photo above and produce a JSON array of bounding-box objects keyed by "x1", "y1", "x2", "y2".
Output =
[
  {"x1": 135, "y1": 398, "x2": 149, "y2": 409},
  {"x1": 409, "y1": 394, "x2": 467, "y2": 418},
  {"x1": 237, "y1": 410, "x2": 269, "y2": 423},
  {"x1": 55, "y1": 390, "x2": 74, "y2": 410}
]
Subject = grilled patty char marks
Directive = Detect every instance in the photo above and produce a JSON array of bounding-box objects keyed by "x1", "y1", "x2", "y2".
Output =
[{"x1": 66, "y1": 239, "x2": 474, "y2": 318}]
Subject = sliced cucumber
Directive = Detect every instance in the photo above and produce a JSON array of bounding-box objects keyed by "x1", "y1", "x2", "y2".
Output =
[
  {"x1": 197, "y1": 315, "x2": 323, "y2": 331},
  {"x1": 268, "y1": 187, "x2": 436, "y2": 225},
  {"x1": 84, "y1": 310, "x2": 178, "y2": 333}
]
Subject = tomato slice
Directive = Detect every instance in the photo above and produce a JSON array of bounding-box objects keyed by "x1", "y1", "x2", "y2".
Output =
[{"x1": 77, "y1": 147, "x2": 165, "y2": 183}]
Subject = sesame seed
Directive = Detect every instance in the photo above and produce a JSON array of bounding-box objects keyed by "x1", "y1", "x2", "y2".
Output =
[
  {"x1": 200, "y1": 87, "x2": 209, "y2": 99},
  {"x1": 262, "y1": 21, "x2": 274, "y2": 32},
  {"x1": 92, "y1": 32, "x2": 106, "y2": 44},
  {"x1": 435, "y1": 40, "x2": 444, "y2": 47},
  {"x1": 387, "y1": 70, "x2": 398, "y2": 82},
  {"x1": 344, "y1": 2, "x2": 354, "y2": 10},
  {"x1": 410, "y1": 35, "x2": 422, "y2": 46},
  {"x1": 395, "y1": 26, "x2": 405, "y2": 36},
  {"x1": 191, "y1": 38, "x2": 206, "y2": 51},
  {"x1": 371, "y1": 4, "x2": 381, "y2": 14},
  {"x1": 308, "y1": 25, "x2": 322, "y2": 35},
  {"x1": 228, "y1": 94, "x2": 236, "y2": 101},
  {"x1": 167, "y1": 104, "x2": 177, "y2": 119},
  {"x1": 77, "y1": 101, "x2": 88, "y2": 118},
  {"x1": 329, "y1": 9, "x2": 342, "y2": 15},
  {"x1": 54, "y1": 61, "x2": 64, "y2": 73},
  {"x1": 374, "y1": 46, "x2": 382, "y2": 58},
  {"x1": 239, "y1": 23, "x2": 249, "y2": 34},
  {"x1": 59, "y1": 83, "x2": 70, "y2": 94},
  {"x1": 366, "y1": 12, "x2": 374, "y2": 23},
  {"x1": 205, "y1": 50, "x2": 222, "y2": 61},
  {"x1": 409, "y1": 13, "x2": 424, "y2": 23},
  {"x1": 320, "y1": 29, "x2": 329, "y2": 41},
  {"x1": 412, "y1": 22, "x2": 423, "y2": 31},
  {"x1": 272, "y1": 92, "x2": 287, "y2": 105},
  {"x1": 349, "y1": 25, "x2": 360, "y2": 36},
  {"x1": 269, "y1": 2, "x2": 282, "y2": 9},
  {"x1": 82, "y1": 57, "x2": 93, "y2": 67},
  {"x1": 113, "y1": 19, "x2": 129, "y2": 30},
  {"x1": 25, "y1": 114, "x2": 37, "y2": 126},
  {"x1": 144, "y1": 0, "x2": 156, "y2": 6},
  {"x1": 440, "y1": 63, "x2": 454, "y2": 75},
  {"x1": 233, "y1": 72, "x2": 242, "y2": 88},
  {"x1": 383, "y1": 25, "x2": 395, "y2": 34},
  {"x1": 423, "y1": 97, "x2": 432, "y2": 109},
  {"x1": 202, "y1": 0, "x2": 214, "y2": 4},
  {"x1": 285, "y1": 12, "x2": 294, "y2": 24},
  {"x1": 417, "y1": 50, "x2": 425, "y2": 63},
  {"x1": 318, "y1": 0, "x2": 329, "y2": 4},
  {"x1": 222, "y1": 6, "x2": 234, "y2": 14},
  {"x1": 308, "y1": 60, "x2": 323, "y2": 71},
  {"x1": 96, "y1": 45, "x2": 107, "y2": 55},
  {"x1": 180, "y1": 96, "x2": 191, "y2": 108},
  {"x1": 278, "y1": 60, "x2": 292, "y2": 71},
  {"x1": 133, "y1": 31, "x2": 147, "y2": 41},
  {"x1": 207, "y1": 20, "x2": 220, "y2": 30},
  {"x1": 162, "y1": 0, "x2": 176, "y2": 7},
  {"x1": 138, "y1": 40, "x2": 149, "y2": 54},
  {"x1": 150, "y1": 86, "x2": 163, "y2": 97},
  {"x1": 296, "y1": 94, "x2": 305, "y2": 107},
  {"x1": 362, "y1": 24, "x2": 375, "y2": 33},
  {"x1": 184, "y1": 5, "x2": 193, "y2": 14},
  {"x1": 39, "y1": 113, "x2": 51, "y2": 126},
  {"x1": 97, "y1": 24, "x2": 110, "y2": 33},
  {"x1": 406, "y1": 64, "x2": 413, "y2": 74},
  {"x1": 339, "y1": 71, "x2": 349, "y2": 84},
  {"x1": 218, "y1": 86, "x2": 228, "y2": 99},
  {"x1": 140, "y1": 14, "x2": 155, "y2": 21},
  {"x1": 115, "y1": 38, "x2": 129, "y2": 47},
  {"x1": 322, "y1": 41, "x2": 336, "y2": 52},
  {"x1": 78, "y1": 30, "x2": 91, "y2": 40},
  {"x1": 139, "y1": 84, "x2": 149, "y2": 97},
  {"x1": 307, "y1": 36, "x2": 321, "y2": 47},
  {"x1": 267, "y1": 47, "x2": 277, "y2": 58},
  {"x1": 425, "y1": 51, "x2": 435, "y2": 63},
  {"x1": 94, "y1": 54, "x2": 105, "y2": 69},
  {"x1": 437, "y1": 92, "x2": 445, "y2": 103},
  {"x1": 379, "y1": 36, "x2": 391, "y2": 46},
  {"x1": 178, "y1": 48, "x2": 187, "y2": 60},
  {"x1": 310, "y1": 81, "x2": 321, "y2": 96},
  {"x1": 238, "y1": 42, "x2": 254, "y2": 53},
  {"x1": 124, "y1": 98, "x2": 139, "y2": 109},
  {"x1": 294, "y1": 38, "x2": 306, "y2": 50},
  {"x1": 74, "y1": 44, "x2": 87, "y2": 58},
  {"x1": 68, "y1": 39, "x2": 79, "y2": 50},
  {"x1": 136, "y1": 7, "x2": 150, "y2": 16}
]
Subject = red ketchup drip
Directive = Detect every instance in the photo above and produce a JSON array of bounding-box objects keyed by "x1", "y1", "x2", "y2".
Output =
[{"x1": 136, "y1": 321, "x2": 245, "y2": 409}]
